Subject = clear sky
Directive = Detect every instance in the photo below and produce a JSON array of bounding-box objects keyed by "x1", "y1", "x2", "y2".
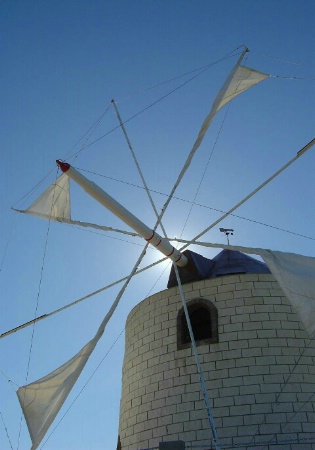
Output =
[{"x1": 1, "y1": 1, "x2": 314, "y2": 449}]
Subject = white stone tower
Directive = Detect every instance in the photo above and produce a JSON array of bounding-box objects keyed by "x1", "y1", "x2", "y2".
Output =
[{"x1": 118, "y1": 250, "x2": 315, "y2": 449}]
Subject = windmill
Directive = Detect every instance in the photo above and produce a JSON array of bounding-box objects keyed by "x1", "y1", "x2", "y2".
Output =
[{"x1": 2, "y1": 47, "x2": 315, "y2": 450}]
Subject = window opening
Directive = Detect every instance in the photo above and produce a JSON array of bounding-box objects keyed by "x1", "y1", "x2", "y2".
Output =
[{"x1": 177, "y1": 298, "x2": 218, "y2": 350}]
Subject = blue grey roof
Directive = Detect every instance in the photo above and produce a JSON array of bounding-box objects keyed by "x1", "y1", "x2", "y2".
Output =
[
  {"x1": 167, "y1": 249, "x2": 270, "y2": 288},
  {"x1": 210, "y1": 249, "x2": 270, "y2": 277}
]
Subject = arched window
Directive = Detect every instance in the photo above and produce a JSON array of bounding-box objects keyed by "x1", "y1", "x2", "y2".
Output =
[{"x1": 177, "y1": 298, "x2": 218, "y2": 350}]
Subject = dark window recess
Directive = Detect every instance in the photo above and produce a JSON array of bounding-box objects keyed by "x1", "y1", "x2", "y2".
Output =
[
  {"x1": 177, "y1": 298, "x2": 218, "y2": 350},
  {"x1": 182, "y1": 307, "x2": 211, "y2": 343}
]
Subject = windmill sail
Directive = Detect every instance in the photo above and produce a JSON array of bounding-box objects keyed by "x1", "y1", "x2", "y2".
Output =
[
  {"x1": 17, "y1": 339, "x2": 96, "y2": 450},
  {"x1": 13, "y1": 174, "x2": 139, "y2": 237},
  {"x1": 186, "y1": 61, "x2": 269, "y2": 157},
  {"x1": 212, "y1": 65, "x2": 269, "y2": 112},
  {"x1": 17, "y1": 237, "x2": 137, "y2": 450},
  {"x1": 18, "y1": 173, "x2": 71, "y2": 221}
]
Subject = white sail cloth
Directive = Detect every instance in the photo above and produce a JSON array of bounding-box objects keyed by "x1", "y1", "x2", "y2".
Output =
[
  {"x1": 17, "y1": 276, "x2": 124, "y2": 450},
  {"x1": 22, "y1": 173, "x2": 71, "y2": 220},
  {"x1": 257, "y1": 249, "x2": 315, "y2": 338},
  {"x1": 209, "y1": 64, "x2": 269, "y2": 115},
  {"x1": 190, "y1": 63, "x2": 269, "y2": 151},
  {"x1": 180, "y1": 64, "x2": 268, "y2": 175},
  {"x1": 17, "y1": 339, "x2": 97, "y2": 450}
]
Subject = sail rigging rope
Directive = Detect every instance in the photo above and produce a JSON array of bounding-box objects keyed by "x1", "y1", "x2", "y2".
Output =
[
  {"x1": 270, "y1": 74, "x2": 315, "y2": 81},
  {"x1": 11, "y1": 103, "x2": 112, "y2": 211},
  {"x1": 11, "y1": 169, "x2": 56, "y2": 211},
  {"x1": 248, "y1": 337, "x2": 314, "y2": 448},
  {"x1": 68, "y1": 223, "x2": 144, "y2": 245},
  {"x1": 115, "y1": 46, "x2": 244, "y2": 104},
  {"x1": 251, "y1": 51, "x2": 315, "y2": 70},
  {"x1": 64, "y1": 101, "x2": 112, "y2": 163},
  {"x1": 0, "y1": 215, "x2": 16, "y2": 274},
  {"x1": 0, "y1": 412, "x2": 14, "y2": 450},
  {"x1": 39, "y1": 328, "x2": 125, "y2": 449},
  {"x1": 0, "y1": 370, "x2": 18, "y2": 391},
  {"x1": 176, "y1": 138, "x2": 315, "y2": 249},
  {"x1": 78, "y1": 168, "x2": 315, "y2": 242},
  {"x1": 144, "y1": 259, "x2": 171, "y2": 298},
  {"x1": 70, "y1": 50, "x2": 245, "y2": 154},
  {"x1": 258, "y1": 392, "x2": 315, "y2": 450},
  {"x1": 178, "y1": 102, "x2": 230, "y2": 240}
]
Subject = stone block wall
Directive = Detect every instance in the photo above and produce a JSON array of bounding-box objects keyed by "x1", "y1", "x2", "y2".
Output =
[{"x1": 119, "y1": 274, "x2": 315, "y2": 449}]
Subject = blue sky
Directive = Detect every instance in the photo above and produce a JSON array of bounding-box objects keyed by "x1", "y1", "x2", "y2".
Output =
[{"x1": 1, "y1": 1, "x2": 314, "y2": 449}]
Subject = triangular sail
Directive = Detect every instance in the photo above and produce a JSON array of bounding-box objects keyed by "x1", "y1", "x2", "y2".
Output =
[
  {"x1": 21, "y1": 174, "x2": 71, "y2": 220},
  {"x1": 17, "y1": 339, "x2": 96, "y2": 450},
  {"x1": 214, "y1": 65, "x2": 269, "y2": 111},
  {"x1": 189, "y1": 64, "x2": 269, "y2": 155},
  {"x1": 14, "y1": 174, "x2": 139, "y2": 237},
  {"x1": 17, "y1": 262, "x2": 131, "y2": 449}
]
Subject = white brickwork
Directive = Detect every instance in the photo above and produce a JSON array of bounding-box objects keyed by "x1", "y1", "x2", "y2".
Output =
[{"x1": 119, "y1": 274, "x2": 315, "y2": 449}]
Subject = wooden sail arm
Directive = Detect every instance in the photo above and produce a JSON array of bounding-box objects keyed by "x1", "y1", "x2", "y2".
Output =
[{"x1": 56, "y1": 160, "x2": 188, "y2": 267}]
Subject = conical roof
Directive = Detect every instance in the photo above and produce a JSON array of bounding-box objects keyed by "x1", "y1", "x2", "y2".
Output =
[{"x1": 167, "y1": 249, "x2": 270, "y2": 288}]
